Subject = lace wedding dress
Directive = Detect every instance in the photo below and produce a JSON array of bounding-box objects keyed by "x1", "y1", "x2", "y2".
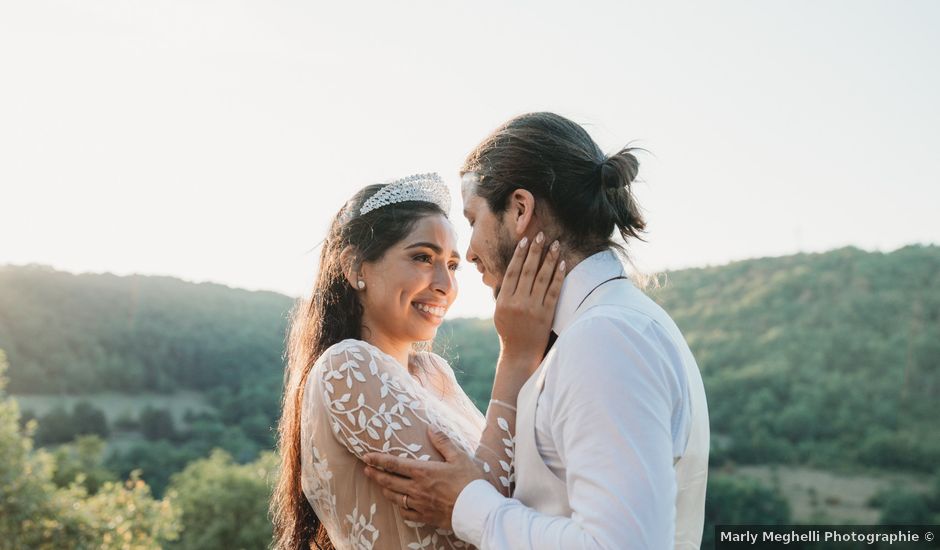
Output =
[{"x1": 300, "y1": 339, "x2": 516, "y2": 550}]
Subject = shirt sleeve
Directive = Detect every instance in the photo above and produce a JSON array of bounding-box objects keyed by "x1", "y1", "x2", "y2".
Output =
[{"x1": 452, "y1": 314, "x2": 682, "y2": 549}]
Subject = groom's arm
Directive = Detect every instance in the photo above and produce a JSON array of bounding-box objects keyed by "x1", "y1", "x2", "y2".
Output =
[{"x1": 452, "y1": 315, "x2": 681, "y2": 549}]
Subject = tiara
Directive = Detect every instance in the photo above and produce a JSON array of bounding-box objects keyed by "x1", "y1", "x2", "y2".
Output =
[{"x1": 358, "y1": 173, "x2": 451, "y2": 217}]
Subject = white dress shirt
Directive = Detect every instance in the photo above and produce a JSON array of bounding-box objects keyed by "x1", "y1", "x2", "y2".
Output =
[{"x1": 451, "y1": 249, "x2": 709, "y2": 549}]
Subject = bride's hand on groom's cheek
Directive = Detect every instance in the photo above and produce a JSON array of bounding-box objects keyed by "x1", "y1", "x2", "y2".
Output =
[
  {"x1": 362, "y1": 427, "x2": 485, "y2": 530},
  {"x1": 494, "y1": 231, "x2": 565, "y2": 362}
]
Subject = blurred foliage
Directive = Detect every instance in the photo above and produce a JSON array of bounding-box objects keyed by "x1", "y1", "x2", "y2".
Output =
[
  {"x1": 0, "y1": 266, "x2": 291, "y2": 394},
  {"x1": 702, "y1": 475, "x2": 790, "y2": 549},
  {"x1": 0, "y1": 349, "x2": 180, "y2": 549},
  {"x1": 869, "y1": 485, "x2": 939, "y2": 524},
  {"x1": 166, "y1": 449, "x2": 278, "y2": 550},
  {"x1": 138, "y1": 405, "x2": 177, "y2": 440},
  {"x1": 649, "y1": 245, "x2": 940, "y2": 472},
  {"x1": 433, "y1": 317, "x2": 501, "y2": 410},
  {"x1": 1, "y1": 348, "x2": 280, "y2": 548},
  {"x1": 50, "y1": 435, "x2": 117, "y2": 494},
  {"x1": 31, "y1": 401, "x2": 109, "y2": 447}
]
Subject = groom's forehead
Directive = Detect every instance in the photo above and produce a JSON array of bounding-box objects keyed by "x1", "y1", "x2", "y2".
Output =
[
  {"x1": 460, "y1": 173, "x2": 482, "y2": 210},
  {"x1": 460, "y1": 172, "x2": 480, "y2": 195}
]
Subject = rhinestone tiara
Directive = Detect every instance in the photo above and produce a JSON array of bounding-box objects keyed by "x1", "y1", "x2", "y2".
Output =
[{"x1": 358, "y1": 173, "x2": 451, "y2": 217}]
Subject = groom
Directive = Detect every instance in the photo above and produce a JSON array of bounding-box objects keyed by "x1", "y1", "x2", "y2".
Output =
[{"x1": 363, "y1": 112, "x2": 710, "y2": 549}]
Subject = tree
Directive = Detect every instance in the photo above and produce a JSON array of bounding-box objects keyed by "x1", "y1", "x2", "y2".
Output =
[
  {"x1": 105, "y1": 439, "x2": 200, "y2": 498},
  {"x1": 33, "y1": 402, "x2": 109, "y2": 447},
  {"x1": 71, "y1": 401, "x2": 109, "y2": 438},
  {"x1": 875, "y1": 489, "x2": 935, "y2": 525},
  {"x1": 166, "y1": 449, "x2": 277, "y2": 550},
  {"x1": 702, "y1": 475, "x2": 790, "y2": 549},
  {"x1": 0, "y1": 349, "x2": 180, "y2": 548},
  {"x1": 139, "y1": 406, "x2": 177, "y2": 440},
  {"x1": 50, "y1": 435, "x2": 117, "y2": 494},
  {"x1": 32, "y1": 406, "x2": 75, "y2": 446}
]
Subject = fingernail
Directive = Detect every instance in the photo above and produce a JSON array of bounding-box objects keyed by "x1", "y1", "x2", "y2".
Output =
[
  {"x1": 519, "y1": 237, "x2": 528, "y2": 248},
  {"x1": 560, "y1": 260, "x2": 566, "y2": 272},
  {"x1": 550, "y1": 240, "x2": 559, "y2": 252},
  {"x1": 536, "y1": 232, "x2": 544, "y2": 244}
]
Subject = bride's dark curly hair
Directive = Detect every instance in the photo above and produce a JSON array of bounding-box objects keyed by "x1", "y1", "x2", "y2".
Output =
[{"x1": 271, "y1": 184, "x2": 447, "y2": 550}]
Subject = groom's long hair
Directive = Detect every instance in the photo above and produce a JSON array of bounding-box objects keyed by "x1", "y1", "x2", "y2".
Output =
[
  {"x1": 462, "y1": 112, "x2": 647, "y2": 261},
  {"x1": 271, "y1": 185, "x2": 446, "y2": 550}
]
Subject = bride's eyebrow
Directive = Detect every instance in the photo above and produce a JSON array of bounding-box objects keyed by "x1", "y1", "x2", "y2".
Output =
[{"x1": 404, "y1": 242, "x2": 461, "y2": 260}]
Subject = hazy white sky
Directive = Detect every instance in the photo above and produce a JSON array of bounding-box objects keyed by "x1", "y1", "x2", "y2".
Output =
[{"x1": 2, "y1": 1, "x2": 938, "y2": 318}]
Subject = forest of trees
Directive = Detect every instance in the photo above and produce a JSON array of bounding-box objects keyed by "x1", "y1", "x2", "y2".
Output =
[
  {"x1": 1, "y1": 245, "x2": 938, "y2": 547},
  {"x1": 0, "y1": 266, "x2": 292, "y2": 395}
]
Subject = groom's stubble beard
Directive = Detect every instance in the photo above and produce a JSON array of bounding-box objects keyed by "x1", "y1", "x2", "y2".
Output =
[{"x1": 490, "y1": 227, "x2": 518, "y2": 300}]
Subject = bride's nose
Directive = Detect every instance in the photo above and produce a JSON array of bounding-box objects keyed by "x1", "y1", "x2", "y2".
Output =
[{"x1": 430, "y1": 263, "x2": 456, "y2": 296}]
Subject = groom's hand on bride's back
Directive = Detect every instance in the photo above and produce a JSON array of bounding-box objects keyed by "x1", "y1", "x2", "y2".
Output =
[{"x1": 362, "y1": 427, "x2": 484, "y2": 531}]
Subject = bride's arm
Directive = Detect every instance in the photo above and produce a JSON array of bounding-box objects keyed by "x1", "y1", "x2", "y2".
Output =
[
  {"x1": 432, "y1": 350, "x2": 534, "y2": 496},
  {"x1": 478, "y1": 234, "x2": 564, "y2": 493},
  {"x1": 473, "y1": 352, "x2": 539, "y2": 495}
]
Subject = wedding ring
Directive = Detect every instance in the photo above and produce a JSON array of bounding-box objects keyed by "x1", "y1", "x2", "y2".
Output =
[{"x1": 403, "y1": 494, "x2": 410, "y2": 510}]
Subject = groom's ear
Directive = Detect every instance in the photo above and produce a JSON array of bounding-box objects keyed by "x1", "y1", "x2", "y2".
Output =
[{"x1": 506, "y1": 189, "x2": 537, "y2": 237}]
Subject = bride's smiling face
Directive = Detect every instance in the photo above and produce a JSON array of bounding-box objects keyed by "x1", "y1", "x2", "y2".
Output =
[{"x1": 358, "y1": 214, "x2": 460, "y2": 344}]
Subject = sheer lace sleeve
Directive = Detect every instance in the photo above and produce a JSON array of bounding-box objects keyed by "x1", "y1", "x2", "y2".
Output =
[
  {"x1": 320, "y1": 343, "x2": 454, "y2": 461},
  {"x1": 419, "y1": 352, "x2": 517, "y2": 496},
  {"x1": 319, "y1": 341, "x2": 514, "y2": 492}
]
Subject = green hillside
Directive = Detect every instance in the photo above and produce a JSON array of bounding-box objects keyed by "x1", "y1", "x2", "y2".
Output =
[
  {"x1": 0, "y1": 265, "x2": 292, "y2": 394},
  {"x1": 1, "y1": 245, "x2": 938, "y2": 476},
  {"x1": 651, "y1": 245, "x2": 940, "y2": 472}
]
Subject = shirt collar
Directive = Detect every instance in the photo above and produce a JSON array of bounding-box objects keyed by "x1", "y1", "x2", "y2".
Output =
[{"x1": 552, "y1": 249, "x2": 628, "y2": 335}]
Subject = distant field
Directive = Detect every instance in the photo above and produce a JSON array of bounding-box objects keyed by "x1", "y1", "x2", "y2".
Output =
[
  {"x1": 12, "y1": 391, "x2": 214, "y2": 426},
  {"x1": 723, "y1": 465, "x2": 932, "y2": 523}
]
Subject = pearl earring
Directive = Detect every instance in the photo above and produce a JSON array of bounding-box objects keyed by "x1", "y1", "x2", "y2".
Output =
[{"x1": 357, "y1": 280, "x2": 365, "y2": 290}]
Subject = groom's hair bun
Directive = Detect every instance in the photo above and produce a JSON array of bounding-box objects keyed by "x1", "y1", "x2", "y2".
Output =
[
  {"x1": 462, "y1": 112, "x2": 646, "y2": 255},
  {"x1": 601, "y1": 149, "x2": 639, "y2": 190}
]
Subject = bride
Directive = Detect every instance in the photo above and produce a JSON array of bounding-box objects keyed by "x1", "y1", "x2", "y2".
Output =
[{"x1": 271, "y1": 174, "x2": 564, "y2": 549}]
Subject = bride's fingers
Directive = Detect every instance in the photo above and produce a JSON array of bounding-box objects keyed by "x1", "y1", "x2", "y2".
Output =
[
  {"x1": 543, "y1": 255, "x2": 566, "y2": 306},
  {"x1": 499, "y1": 235, "x2": 529, "y2": 298},
  {"x1": 531, "y1": 240, "x2": 560, "y2": 301},
  {"x1": 517, "y1": 232, "x2": 546, "y2": 296}
]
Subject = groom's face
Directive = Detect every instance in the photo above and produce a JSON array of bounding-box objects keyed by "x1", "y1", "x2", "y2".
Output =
[{"x1": 461, "y1": 174, "x2": 517, "y2": 298}]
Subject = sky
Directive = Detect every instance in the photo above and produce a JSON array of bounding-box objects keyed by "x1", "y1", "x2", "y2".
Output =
[{"x1": 1, "y1": 1, "x2": 938, "y2": 318}]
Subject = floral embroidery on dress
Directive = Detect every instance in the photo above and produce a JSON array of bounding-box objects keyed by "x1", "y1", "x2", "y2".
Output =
[
  {"x1": 346, "y1": 503, "x2": 380, "y2": 550},
  {"x1": 308, "y1": 446, "x2": 338, "y2": 520},
  {"x1": 300, "y1": 339, "x2": 517, "y2": 550},
  {"x1": 496, "y1": 416, "x2": 515, "y2": 489}
]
